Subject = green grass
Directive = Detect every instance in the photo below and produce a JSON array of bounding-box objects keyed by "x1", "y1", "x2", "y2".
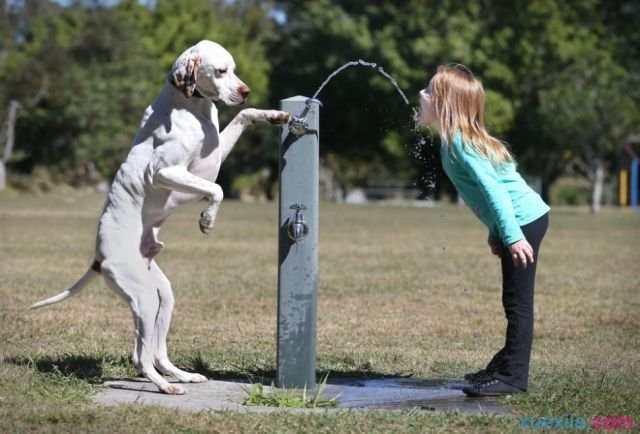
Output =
[
  {"x1": 1, "y1": 190, "x2": 639, "y2": 433},
  {"x1": 242, "y1": 374, "x2": 339, "y2": 409}
]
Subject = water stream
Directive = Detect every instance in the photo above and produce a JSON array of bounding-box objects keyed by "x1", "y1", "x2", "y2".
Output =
[
  {"x1": 303, "y1": 59, "x2": 438, "y2": 197},
  {"x1": 311, "y1": 59, "x2": 410, "y2": 105}
]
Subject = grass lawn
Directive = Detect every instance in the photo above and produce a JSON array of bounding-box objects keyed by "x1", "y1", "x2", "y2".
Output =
[{"x1": 1, "y1": 190, "x2": 638, "y2": 433}]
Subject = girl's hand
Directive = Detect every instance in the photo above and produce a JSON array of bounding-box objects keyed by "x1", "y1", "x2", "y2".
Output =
[
  {"x1": 487, "y1": 236, "x2": 501, "y2": 257},
  {"x1": 508, "y1": 239, "x2": 534, "y2": 268}
]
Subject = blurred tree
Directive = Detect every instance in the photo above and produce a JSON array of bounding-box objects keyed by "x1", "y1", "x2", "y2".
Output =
[
  {"x1": 270, "y1": 0, "x2": 516, "y2": 194},
  {"x1": 485, "y1": 0, "x2": 640, "y2": 205},
  {"x1": 494, "y1": 0, "x2": 604, "y2": 201},
  {"x1": 0, "y1": 0, "x2": 55, "y2": 190},
  {"x1": 501, "y1": 0, "x2": 640, "y2": 208},
  {"x1": 1, "y1": 0, "x2": 638, "y2": 205},
  {"x1": 539, "y1": 49, "x2": 640, "y2": 212},
  {"x1": 1, "y1": 0, "x2": 276, "y2": 193},
  {"x1": 11, "y1": 2, "x2": 160, "y2": 179},
  {"x1": 271, "y1": 0, "x2": 639, "y2": 205}
]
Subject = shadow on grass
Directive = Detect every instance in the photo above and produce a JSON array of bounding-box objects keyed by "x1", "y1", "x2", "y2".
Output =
[
  {"x1": 6, "y1": 354, "x2": 131, "y2": 384},
  {"x1": 7, "y1": 353, "x2": 465, "y2": 391},
  {"x1": 188, "y1": 354, "x2": 463, "y2": 389}
]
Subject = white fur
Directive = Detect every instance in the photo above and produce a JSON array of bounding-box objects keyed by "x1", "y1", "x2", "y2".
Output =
[{"x1": 31, "y1": 40, "x2": 290, "y2": 395}]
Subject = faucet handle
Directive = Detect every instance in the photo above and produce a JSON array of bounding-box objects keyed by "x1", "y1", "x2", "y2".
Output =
[{"x1": 287, "y1": 203, "x2": 309, "y2": 242}]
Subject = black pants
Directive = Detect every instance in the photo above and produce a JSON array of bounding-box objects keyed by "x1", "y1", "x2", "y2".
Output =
[{"x1": 485, "y1": 213, "x2": 549, "y2": 391}]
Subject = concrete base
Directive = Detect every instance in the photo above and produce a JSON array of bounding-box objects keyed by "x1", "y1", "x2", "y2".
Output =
[{"x1": 94, "y1": 377, "x2": 511, "y2": 415}]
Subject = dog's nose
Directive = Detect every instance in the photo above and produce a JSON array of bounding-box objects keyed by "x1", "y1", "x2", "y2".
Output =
[{"x1": 238, "y1": 85, "x2": 251, "y2": 99}]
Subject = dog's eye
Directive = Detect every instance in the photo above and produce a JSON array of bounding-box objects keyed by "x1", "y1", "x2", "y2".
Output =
[{"x1": 216, "y1": 68, "x2": 228, "y2": 75}]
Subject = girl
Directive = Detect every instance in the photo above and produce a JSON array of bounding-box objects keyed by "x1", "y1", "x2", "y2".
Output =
[{"x1": 417, "y1": 64, "x2": 549, "y2": 397}]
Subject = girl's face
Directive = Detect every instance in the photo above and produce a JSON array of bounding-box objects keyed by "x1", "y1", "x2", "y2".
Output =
[{"x1": 417, "y1": 81, "x2": 437, "y2": 129}]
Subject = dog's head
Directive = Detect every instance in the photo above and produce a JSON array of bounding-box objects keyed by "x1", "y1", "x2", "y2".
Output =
[{"x1": 169, "y1": 40, "x2": 250, "y2": 105}]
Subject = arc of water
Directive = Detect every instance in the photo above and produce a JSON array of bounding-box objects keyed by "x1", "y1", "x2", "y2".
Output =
[
  {"x1": 310, "y1": 59, "x2": 410, "y2": 105},
  {"x1": 309, "y1": 60, "x2": 438, "y2": 195}
]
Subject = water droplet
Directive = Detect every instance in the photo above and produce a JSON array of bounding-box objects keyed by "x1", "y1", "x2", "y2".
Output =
[{"x1": 406, "y1": 123, "x2": 438, "y2": 199}]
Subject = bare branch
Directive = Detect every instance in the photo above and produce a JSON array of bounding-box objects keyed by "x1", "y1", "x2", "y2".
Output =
[
  {"x1": 571, "y1": 157, "x2": 594, "y2": 182},
  {"x1": 28, "y1": 75, "x2": 49, "y2": 108}
]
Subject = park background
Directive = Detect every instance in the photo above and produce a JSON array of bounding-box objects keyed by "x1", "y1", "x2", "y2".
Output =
[
  {"x1": 1, "y1": 0, "x2": 639, "y2": 210},
  {"x1": 1, "y1": 1, "x2": 639, "y2": 433}
]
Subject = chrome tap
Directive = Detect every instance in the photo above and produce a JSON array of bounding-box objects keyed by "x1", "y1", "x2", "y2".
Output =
[
  {"x1": 287, "y1": 98, "x2": 321, "y2": 137},
  {"x1": 287, "y1": 204, "x2": 309, "y2": 242}
]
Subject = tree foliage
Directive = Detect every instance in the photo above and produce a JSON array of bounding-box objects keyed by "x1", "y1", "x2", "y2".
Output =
[
  {"x1": 0, "y1": 0, "x2": 638, "y2": 206},
  {"x1": 1, "y1": 0, "x2": 275, "y2": 186}
]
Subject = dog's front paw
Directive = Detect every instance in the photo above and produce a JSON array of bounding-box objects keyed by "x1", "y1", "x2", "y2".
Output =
[
  {"x1": 199, "y1": 210, "x2": 215, "y2": 235},
  {"x1": 241, "y1": 108, "x2": 290, "y2": 125},
  {"x1": 265, "y1": 110, "x2": 291, "y2": 125}
]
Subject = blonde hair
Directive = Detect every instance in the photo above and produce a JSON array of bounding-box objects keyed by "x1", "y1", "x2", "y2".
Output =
[{"x1": 429, "y1": 64, "x2": 512, "y2": 164}]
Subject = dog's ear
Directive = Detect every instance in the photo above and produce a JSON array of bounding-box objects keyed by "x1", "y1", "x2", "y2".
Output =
[{"x1": 169, "y1": 51, "x2": 202, "y2": 98}]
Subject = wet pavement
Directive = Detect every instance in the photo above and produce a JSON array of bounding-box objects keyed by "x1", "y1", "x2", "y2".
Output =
[
  {"x1": 324, "y1": 376, "x2": 511, "y2": 414},
  {"x1": 94, "y1": 375, "x2": 512, "y2": 415}
]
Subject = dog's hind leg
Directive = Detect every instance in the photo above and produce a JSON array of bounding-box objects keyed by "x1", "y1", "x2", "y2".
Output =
[
  {"x1": 130, "y1": 315, "x2": 142, "y2": 374},
  {"x1": 149, "y1": 261, "x2": 207, "y2": 383},
  {"x1": 102, "y1": 260, "x2": 186, "y2": 395}
]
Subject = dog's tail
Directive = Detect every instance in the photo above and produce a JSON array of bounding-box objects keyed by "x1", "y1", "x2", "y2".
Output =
[{"x1": 30, "y1": 260, "x2": 101, "y2": 310}]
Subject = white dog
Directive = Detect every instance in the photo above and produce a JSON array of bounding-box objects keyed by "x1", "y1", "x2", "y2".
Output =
[{"x1": 31, "y1": 40, "x2": 290, "y2": 394}]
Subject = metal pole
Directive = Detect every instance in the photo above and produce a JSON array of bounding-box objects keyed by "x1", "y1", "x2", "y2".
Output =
[{"x1": 276, "y1": 96, "x2": 319, "y2": 389}]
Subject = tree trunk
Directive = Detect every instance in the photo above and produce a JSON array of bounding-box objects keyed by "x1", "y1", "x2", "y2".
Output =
[
  {"x1": 590, "y1": 159, "x2": 605, "y2": 214},
  {"x1": 0, "y1": 100, "x2": 20, "y2": 192},
  {"x1": 541, "y1": 171, "x2": 560, "y2": 204},
  {"x1": 0, "y1": 160, "x2": 5, "y2": 191},
  {"x1": 541, "y1": 179, "x2": 550, "y2": 204}
]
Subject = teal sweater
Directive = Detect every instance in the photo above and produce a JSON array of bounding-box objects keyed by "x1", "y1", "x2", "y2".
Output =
[{"x1": 440, "y1": 132, "x2": 550, "y2": 245}]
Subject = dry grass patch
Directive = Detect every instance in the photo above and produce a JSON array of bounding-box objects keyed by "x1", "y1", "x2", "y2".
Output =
[{"x1": 1, "y1": 191, "x2": 638, "y2": 432}]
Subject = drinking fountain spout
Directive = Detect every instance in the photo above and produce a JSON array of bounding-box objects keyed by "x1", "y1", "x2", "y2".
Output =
[
  {"x1": 287, "y1": 98, "x2": 321, "y2": 137},
  {"x1": 288, "y1": 115, "x2": 310, "y2": 138}
]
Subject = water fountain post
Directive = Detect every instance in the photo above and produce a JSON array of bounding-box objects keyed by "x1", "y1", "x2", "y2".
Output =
[{"x1": 276, "y1": 96, "x2": 320, "y2": 390}]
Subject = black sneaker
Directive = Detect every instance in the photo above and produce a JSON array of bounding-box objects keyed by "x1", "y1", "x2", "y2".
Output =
[
  {"x1": 462, "y1": 378, "x2": 524, "y2": 397},
  {"x1": 463, "y1": 369, "x2": 494, "y2": 383}
]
